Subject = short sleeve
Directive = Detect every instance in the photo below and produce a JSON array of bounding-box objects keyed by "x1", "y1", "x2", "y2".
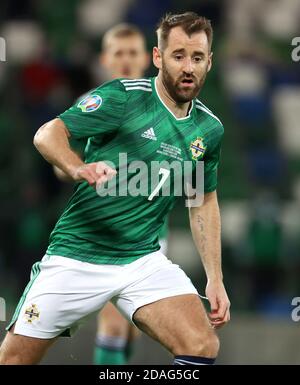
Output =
[
  {"x1": 58, "y1": 80, "x2": 127, "y2": 140},
  {"x1": 203, "y1": 124, "x2": 224, "y2": 193}
]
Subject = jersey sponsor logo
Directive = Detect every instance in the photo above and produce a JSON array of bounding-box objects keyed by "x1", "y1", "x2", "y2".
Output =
[
  {"x1": 190, "y1": 137, "x2": 206, "y2": 160},
  {"x1": 24, "y1": 304, "x2": 40, "y2": 323},
  {"x1": 141, "y1": 127, "x2": 157, "y2": 141},
  {"x1": 77, "y1": 94, "x2": 102, "y2": 112}
]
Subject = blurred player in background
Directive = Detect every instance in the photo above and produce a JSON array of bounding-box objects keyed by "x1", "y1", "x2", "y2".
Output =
[{"x1": 0, "y1": 12, "x2": 230, "y2": 365}]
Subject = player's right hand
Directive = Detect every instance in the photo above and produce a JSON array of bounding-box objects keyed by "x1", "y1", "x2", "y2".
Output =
[{"x1": 72, "y1": 161, "x2": 117, "y2": 188}]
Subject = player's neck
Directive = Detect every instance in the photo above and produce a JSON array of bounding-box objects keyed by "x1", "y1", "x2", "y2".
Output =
[{"x1": 156, "y1": 75, "x2": 192, "y2": 119}]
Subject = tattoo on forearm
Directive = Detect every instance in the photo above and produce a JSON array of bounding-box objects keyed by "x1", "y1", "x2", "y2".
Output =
[
  {"x1": 196, "y1": 214, "x2": 206, "y2": 257},
  {"x1": 197, "y1": 214, "x2": 204, "y2": 230}
]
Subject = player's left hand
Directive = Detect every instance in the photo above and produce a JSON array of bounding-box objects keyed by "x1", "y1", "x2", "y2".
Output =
[{"x1": 205, "y1": 280, "x2": 230, "y2": 329}]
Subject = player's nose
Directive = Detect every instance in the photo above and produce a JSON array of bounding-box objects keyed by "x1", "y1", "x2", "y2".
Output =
[{"x1": 182, "y1": 58, "x2": 194, "y2": 74}]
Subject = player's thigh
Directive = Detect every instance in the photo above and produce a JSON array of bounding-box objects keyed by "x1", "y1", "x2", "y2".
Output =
[
  {"x1": 133, "y1": 294, "x2": 214, "y2": 354},
  {"x1": 0, "y1": 325, "x2": 57, "y2": 365},
  {"x1": 98, "y1": 302, "x2": 131, "y2": 337}
]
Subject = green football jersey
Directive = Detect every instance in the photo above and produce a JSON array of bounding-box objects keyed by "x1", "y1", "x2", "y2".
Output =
[{"x1": 46, "y1": 77, "x2": 224, "y2": 264}]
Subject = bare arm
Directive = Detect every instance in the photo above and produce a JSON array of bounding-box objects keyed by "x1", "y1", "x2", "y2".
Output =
[
  {"x1": 189, "y1": 190, "x2": 230, "y2": 327},
  {"x1": 33, "y1": 118, "x2": 116, "y2": 186},
  {"x1": 33, "y1": 118, "x2": 83, "y2": 178},
  {"x1": 53, "y1": 165, "x2": 74, "y2": 182},
  {"x1": 189, "y1": 191, "x2": 222, "y2": 281}
]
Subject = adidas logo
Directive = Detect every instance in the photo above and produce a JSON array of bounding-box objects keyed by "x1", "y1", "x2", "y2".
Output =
[{"x1": 141, "y1": 127, "x2": 157, "y2": 141}]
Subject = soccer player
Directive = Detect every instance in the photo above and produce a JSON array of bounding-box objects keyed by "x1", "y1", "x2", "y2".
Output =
[{"x1": 0, "y1": 12, "x2": 230, "y2": 365}]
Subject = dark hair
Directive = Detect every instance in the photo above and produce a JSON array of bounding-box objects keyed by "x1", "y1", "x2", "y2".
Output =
[
  {"x1": 102, "y1": 23, "x2": 145, "y2": 51},
  {"x1": 156, "y1": 12, "x2": 213, "y2": 51}
]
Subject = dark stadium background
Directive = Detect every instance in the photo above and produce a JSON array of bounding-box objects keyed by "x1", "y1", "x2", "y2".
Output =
[{"x1": 0, "y1": 0, "x2": 300, "y2": 364}]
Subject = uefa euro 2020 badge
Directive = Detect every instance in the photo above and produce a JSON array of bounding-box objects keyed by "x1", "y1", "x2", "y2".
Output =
[
  {"x1": 190, "y1": 137, "x2": 206, "y2": 160},
  {"x1": 77, "y1": 94, "x2": 102, "y2": 113},
  {"x1": 24, "y1": 304, "x2": 40, "y2": 323}
]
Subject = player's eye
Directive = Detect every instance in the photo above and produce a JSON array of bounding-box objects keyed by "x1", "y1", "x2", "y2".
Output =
[
  {"x1": 129, "y1": 50, "x2": 138, "y2": 57},
  {"x1": 193, "y1": 56, "x2": 203, "y2": 63},
  {"x1": 174, "y1": 54, "x2": 184, "y2": 61}
]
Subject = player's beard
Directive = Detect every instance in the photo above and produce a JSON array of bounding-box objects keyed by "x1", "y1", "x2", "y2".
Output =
[{"x1": 161, "y1": 60, "x2": 208, "y2": 103}]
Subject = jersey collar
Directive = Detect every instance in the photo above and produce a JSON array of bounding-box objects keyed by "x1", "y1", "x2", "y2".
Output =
[{"x1": 152, "y1": 77, "x2": 194, "y2": 123}]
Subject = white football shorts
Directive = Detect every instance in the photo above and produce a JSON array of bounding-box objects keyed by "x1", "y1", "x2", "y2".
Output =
[{"x1": 7, "y1": 251, "x2": 198, "y2": 339}]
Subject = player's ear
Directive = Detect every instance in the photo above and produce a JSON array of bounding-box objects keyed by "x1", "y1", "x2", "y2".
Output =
[
  {"x1": 153, "y1": 47, "x2": 162, "y2": 70},
  {"x1": 207, "y1": 51, "x2": 213, "y2": 72}
]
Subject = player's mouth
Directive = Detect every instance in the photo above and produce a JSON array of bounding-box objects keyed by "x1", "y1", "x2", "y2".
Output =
[
  {"x1": 180, "y1": 78, "x2": 195, "y2": 88},
  {"x1": 121, "y1": 67, "x2": 132, "y2": 77}
]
